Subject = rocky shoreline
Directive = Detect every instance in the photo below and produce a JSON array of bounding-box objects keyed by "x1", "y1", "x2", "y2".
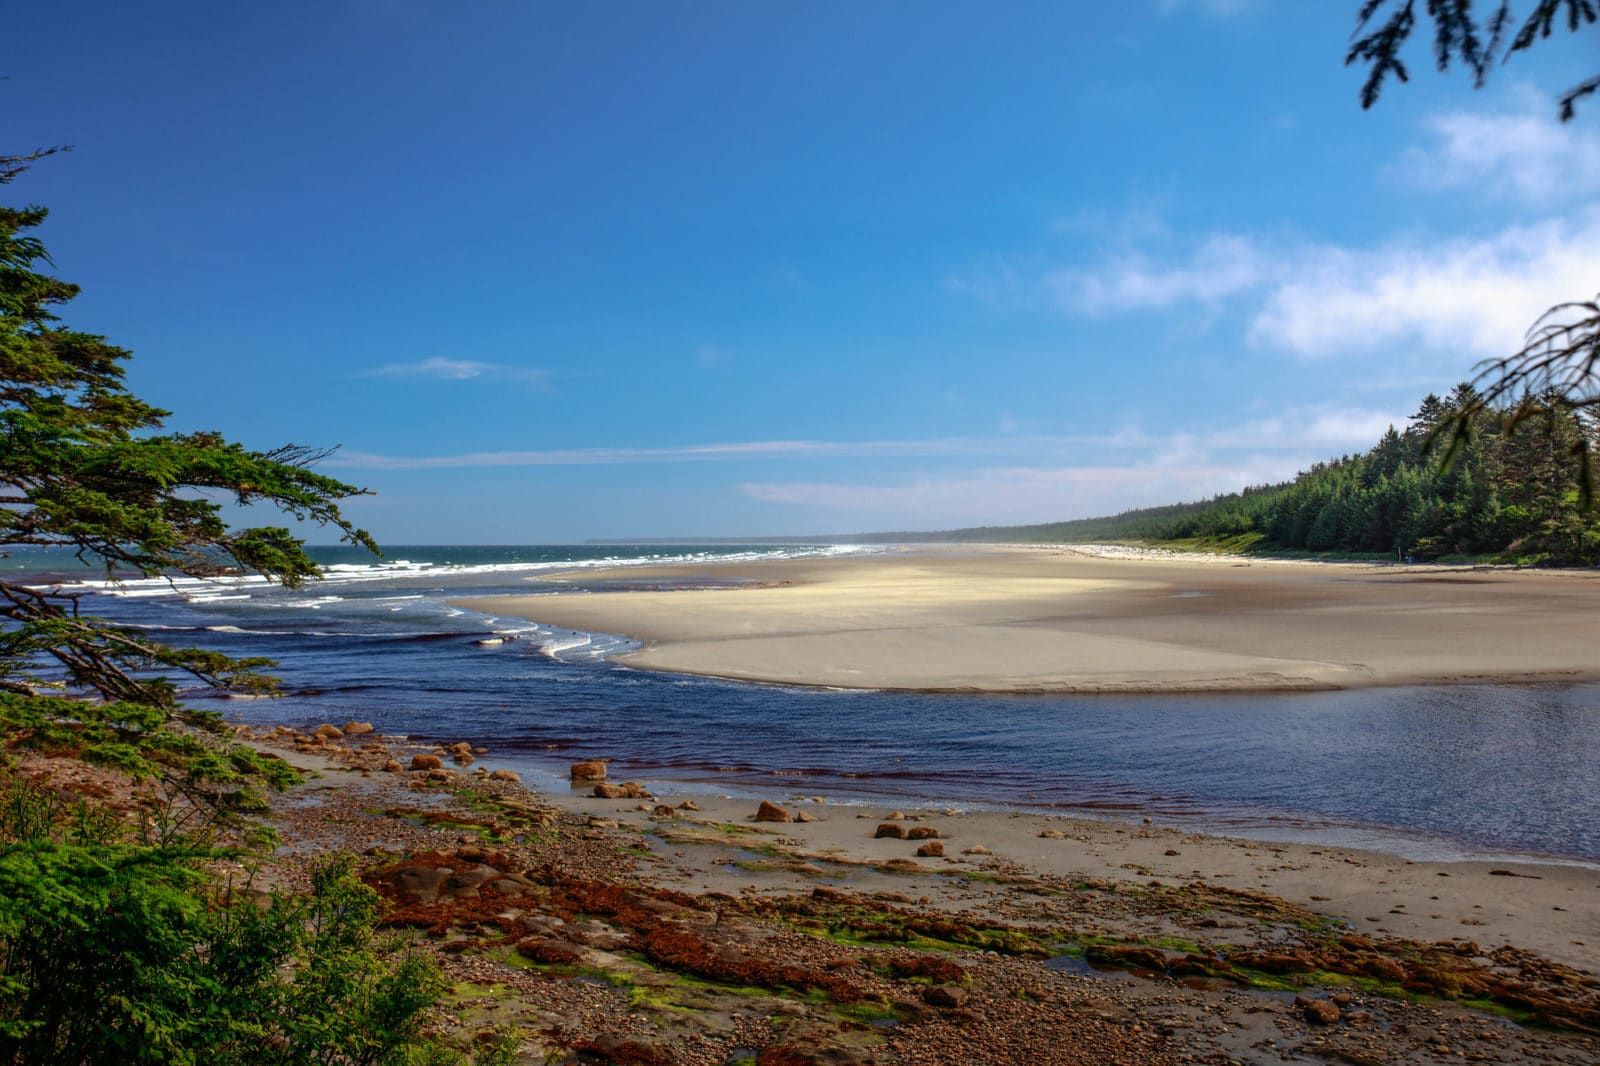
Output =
[{"x1": 204, "y1": 721, "x2": 1600, "y2": 1065}]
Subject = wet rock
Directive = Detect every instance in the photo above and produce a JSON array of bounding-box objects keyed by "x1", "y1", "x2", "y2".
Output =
[
  {"x1": 922, "y1": 984, "x2": 969, "y2": 1009},
  {"x1": 452, "y1": 752, "x2": 474, "y2": 766},
  {"x1": 593, "y1": 783, "x2": 627, "y2": 799},
  {"x1": 906, "y1": 826, "x2": 940, "y2": 840},
  {"x1": 875, "y1": 822, "x2": 908, "y2": 839},
  {"x1": 677, "y1": 800, "x2": 701, "y2": 811},
  {"x1": 570, "y1": 759, "x2": 607, "y2": 782},
  {"x1": 1295, "y1": 995, "x2": 1342, "y2": 1026},
  {"x1": 916, "y1": 841, "x2": 945, "y2": 858},
  {"x1": 313, "y1": 724, "x2": 344, "y2": 740},
  {"x1": 487, "y1": 769, "x2": 520, "y2": 783},
  {"x1": 409, "y1": 753, "x2": 443, "y2": 771},
  {"x1": 388, "y1": 865, "x2": 451, "y2": 903},
  {"x1": 755, "y1": 800, "x2": 792, "y2": 822},
  {"x1": 650, "y1": 804, "x2": 676, "y2": 817},
  {"x1": 1086, "y1": 944, "x2": 1168, "y2": 973},
  {"x1": 341, "y1": 721, "x2": 374, "y2": 735},
  {"x1": 381, "y1": 760, "x2": 403, "y2": 773}
]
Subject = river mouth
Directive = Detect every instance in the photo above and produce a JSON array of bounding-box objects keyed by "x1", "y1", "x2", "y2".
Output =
[{"x1": 28, "y1": 544, "x2": 1600, "y2": 866}]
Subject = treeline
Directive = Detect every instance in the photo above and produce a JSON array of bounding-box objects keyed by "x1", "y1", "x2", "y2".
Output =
[{"x1": 870, "y1": 385, "x2": 1600, "y2": 564}]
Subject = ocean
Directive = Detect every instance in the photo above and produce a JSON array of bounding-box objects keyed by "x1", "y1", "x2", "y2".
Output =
[{"x1": 16, "y1": 543, "x2": 1600, "y2": 864}]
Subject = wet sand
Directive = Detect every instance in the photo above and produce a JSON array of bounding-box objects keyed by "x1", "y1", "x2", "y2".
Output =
[{"x1": 456, "y1": 546, "x2": 1600, "y2": 693}]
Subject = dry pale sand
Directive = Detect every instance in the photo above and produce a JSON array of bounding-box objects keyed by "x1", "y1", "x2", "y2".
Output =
[{"x1": 456, "y1": 546, "x2": 1600, "y2": 692}]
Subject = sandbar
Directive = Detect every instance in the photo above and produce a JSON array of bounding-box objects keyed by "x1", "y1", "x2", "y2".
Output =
[{"x1": 454, "y1": 546, "x2": 1600, "y2": 693}]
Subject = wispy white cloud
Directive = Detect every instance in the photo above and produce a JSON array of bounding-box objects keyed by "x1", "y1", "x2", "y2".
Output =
[
  {"x1": 970, "y1": 211, "x2": 1599, "y2": 363},
  {"x1": 328, "y1": 404, "x2": 1401, "y2": 515},
  {"x1": 1248, "y1": 215, "x2": 1600, "y2": 359},
  {"x1": 1046, "y1": 233, "x2": 1268, "y2": 315},
  {"x1": 328, "y1": 436, "x2": 1064, "y2": 471},
  {"x1": 1392, "y1": 88, "x2": 1600, "y2": 204},
  {"x1": 1155, "y1": 0, "x2": 1252, "y2": 15},
  {"x1": 739, "y1": 458, "x2": 1306, "y2": 528},
  {"x1": 360, "y1": 357, "x2": 551, "y2": 387}
]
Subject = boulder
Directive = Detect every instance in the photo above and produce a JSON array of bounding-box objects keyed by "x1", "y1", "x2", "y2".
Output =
[
  {"x1": 677, "y1": 800, "x2": 701, "y2": 812},
  {"x1": 313, "y1": 724, "x2": 344, "y2": 740},
  {"x1": 794, "y1": 810, "x2": 817, "y2": 823},
  {"x1": 906, "y1": 826, "x2": 940, "y2": 840},
  {"x1": 961, "y1": 845, "x2": 992, "y2": 855},
  {"x1": 452, "y1": 752, "x2": 475, "y2": 766},
  {"x1": 409, "y1": 753, "x2": 443, "y2": 771},
  {"x1": 1038, "y1": 828, "x2": 1065, "y2": 839},
  {"x1": 1295, "y1": 995, "x2": 1342, "y2": 1026},
  {"x1": 755, "y1": 800, "x2": 792, "y2": 823},
  {"x1": 915, "y1": 841, "x2": 945, "y2": 858},
  {"x1": 487, "y1": 769, "x2": 521, "y2": 783},
  {"x1": 381, "y1": 760, "x2": 403, "y2": 773},
  {"x1": 448, "y1": 741, "x2": 473, "y2": 755},
  {"x1": 874, "y1": 823, "x2": 908, "y2": 839},
  {"x1": 341, "y1": 721, "x2": 374, "y2": 736},
  {"x1": 884, "y1": 811, "x2": 906, "y2": 821},
  {"x1": 570, "y1": 759, "x2": 607, "y2": 782},
  {"x1": 922, "y1": 984, "x2": 969, "y2": 1008},
  {"x1": 593, "y1": 783, "x2": 628, "y2": 799}
]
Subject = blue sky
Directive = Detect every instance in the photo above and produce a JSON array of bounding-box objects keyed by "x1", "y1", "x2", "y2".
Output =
[{"x1": 8, "y1": 1, "x2": 1597, "y2": 542}]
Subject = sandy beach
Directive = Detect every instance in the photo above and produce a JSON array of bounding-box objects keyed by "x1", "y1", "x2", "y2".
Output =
[{"x1": 456, "y1": 546, "x2": 1600, "y2": 693}]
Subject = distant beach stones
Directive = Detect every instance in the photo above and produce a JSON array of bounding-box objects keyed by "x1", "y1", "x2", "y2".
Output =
[
  {"x1": 754, "y1": 800, "x2": 792, "y2": 823},
  {"x1": 593, "y1": 781, "x2": 652, "y2": 800},
  {"x1": 1038, "y1": 828, "x2": 1066, "y2": 839},
  {"x1": 570, "y1": 759, "x2": 608, "y2": 783}
]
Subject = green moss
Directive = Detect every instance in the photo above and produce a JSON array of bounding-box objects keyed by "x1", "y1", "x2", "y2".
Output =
[{"x1": 837, "y1": 999, "x2": 898, "y2": 1025}]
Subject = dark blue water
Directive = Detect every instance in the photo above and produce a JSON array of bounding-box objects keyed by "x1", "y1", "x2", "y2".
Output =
[{"x1": 23, "y1": 545, "x2": 1600, "y2": 863}]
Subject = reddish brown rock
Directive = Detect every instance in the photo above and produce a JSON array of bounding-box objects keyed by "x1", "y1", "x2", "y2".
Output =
[
  {"x1": 570, "y1": 759, "x2": 607, "y2": 782},
  {"x1": 487, "y1": 769, "x2": 520, "y2": 783},
  {"x1": 922, "y1": 984, "x2": 969, "y2": 1008},
  {"x1": 313, "y1": 723, "x2": 344, "y2": 740},
  {"x1": 915, "y1": 841, "x2": 945, "y2": 858},
  {"x1": 341, "y1": 721, "x2": 374, "y2": 735},
  {"x1": 793, "y1": 810, "x2": 817, "y2": 823},
  {"x1": 409, "y1": 753, "x2": 443, "y2": 771},
  {"x1": 593, "y1": 783, "x2": 628, "y2": 799},
  {"x1": 1295, "y1": 995, "x2": 1342, "y2": 1026},
  {"x1": 874, "y1": 822, "x2": 908, "y2": 839},
  {"x1": 755, "y1": 800, "x2": 792, "y2": 823},
  {"x1": 381, "y1": 760, "x2": 403, "y2": 773},
  {"x1": 906, "y1": 826, "x2": 940, "y2": 840}
]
